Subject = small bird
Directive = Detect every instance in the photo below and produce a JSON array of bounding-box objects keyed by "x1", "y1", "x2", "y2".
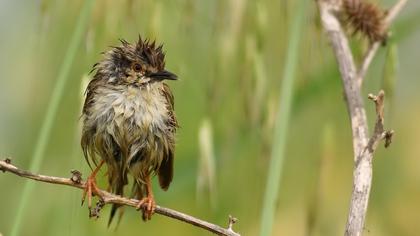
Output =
[{"x1": 81, "y1": 36, "x2": 178, "y2": 224}]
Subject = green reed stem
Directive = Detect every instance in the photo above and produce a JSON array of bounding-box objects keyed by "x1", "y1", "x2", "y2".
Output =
[
  {"x1": 10, "y1": 1, "x2": 95, "y2": 235},
  {"x1": 259, "y1": 1, "x2": 307, "y2": 235}
]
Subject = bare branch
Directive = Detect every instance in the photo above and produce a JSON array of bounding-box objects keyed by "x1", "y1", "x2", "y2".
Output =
[
  {"x1": 0, "y1": 159, "x2": 240, "y2": 236},
  {"x1": 316, "y1": 1, "x2": 401, "y2": 235},
  {"x1": 317, "y1": 0, "x2": 368, "y2": 158},
  {"x1": 317, "y1": 2, "x2": 370, "y2": 234},
  {"x1": 357, "y1": 0, "x2": 408, "y2": 87},
  {"x1": 366, "y1": 90, "x2": 394, "y2": 152},
  {"x1": 384, "y1": 0, "x2": 408, "y2": 26}
]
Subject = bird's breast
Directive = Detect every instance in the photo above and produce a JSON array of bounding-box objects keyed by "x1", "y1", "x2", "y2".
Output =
[{"x1": 90, "y1": 84, "x2": 169, "y2": 135}]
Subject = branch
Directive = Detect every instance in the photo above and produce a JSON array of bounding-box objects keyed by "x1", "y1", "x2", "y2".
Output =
[
  {"x1": 366, "y1": 90, "x2": 394, "y2": 151},
  {"x1": 0, "y1": 159, "x2": 240, "y2": 236},
  {"x1": 357, "y1": 0, "x2": 408, "y2": 87},
  {"x1": 316, "y1": 1, "x2": 401, "y2": 235},
  {"x1": 317, "y1": 0, "x2": 368, "y2": 157}
]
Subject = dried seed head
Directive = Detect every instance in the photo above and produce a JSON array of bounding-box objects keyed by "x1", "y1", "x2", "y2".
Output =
[{"x1": 343, "y1": 0, "x2": 387, "y2": 44}]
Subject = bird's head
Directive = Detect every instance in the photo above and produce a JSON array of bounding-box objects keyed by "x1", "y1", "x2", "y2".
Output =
[{"x1": 93, "y1": 36, "x2": 177, "y2": 86}]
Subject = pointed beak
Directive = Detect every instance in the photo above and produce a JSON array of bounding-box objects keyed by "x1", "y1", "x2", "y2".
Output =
[{"x1": 148, "y1": 70, "x2": 178, "y2": 81}]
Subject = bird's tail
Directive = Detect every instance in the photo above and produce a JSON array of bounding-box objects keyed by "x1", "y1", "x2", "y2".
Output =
[
  {"x1": 108, "y1": 170, "x2": 127, "y2": 228},
  {"x1": 108, "y1": 203, "x2": 124, "y2": 229},
  {"x1": 130, "y1": 181, "x2": 148, "y2": 220}
]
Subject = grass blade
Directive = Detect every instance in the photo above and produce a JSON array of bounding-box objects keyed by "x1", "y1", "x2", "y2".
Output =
[
  {"x1": 259, "y1": 1, "x2": 307, "y2": 235},
  {"x1": 10, "y1": 1, "x2": 95, "y2": 235}
]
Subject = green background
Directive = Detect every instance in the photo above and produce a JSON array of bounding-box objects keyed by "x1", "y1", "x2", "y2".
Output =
[{"x1": 1, "y1": 0, "x2": 420, "y2": 235}]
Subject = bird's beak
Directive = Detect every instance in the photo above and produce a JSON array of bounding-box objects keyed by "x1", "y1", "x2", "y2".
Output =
[{"x1": 148, "y1": 70, "x2": 178, "y2": 81}]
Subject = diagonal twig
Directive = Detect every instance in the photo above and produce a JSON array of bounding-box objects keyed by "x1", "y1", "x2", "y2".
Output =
[
  {"x1": 0, "y1": 159, "x2": 240, "y2": 236},
  {"x1": 357, "y1": 0, "x2": 408, "y2": 87}
]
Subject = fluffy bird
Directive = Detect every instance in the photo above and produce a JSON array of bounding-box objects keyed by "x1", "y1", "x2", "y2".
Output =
[{"x1": 81, "y1": 36, "x2": 178, "y2": 223}]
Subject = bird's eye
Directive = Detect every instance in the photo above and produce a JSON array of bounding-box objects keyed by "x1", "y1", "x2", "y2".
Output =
[{"x1": 132, "y1": 62, "x2": 142, "y2": 72}]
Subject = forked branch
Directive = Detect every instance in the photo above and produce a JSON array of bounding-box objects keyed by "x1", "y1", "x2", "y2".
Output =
[
  {"x1": 0, "y1": 159, "x2": 240, "y2": 236},
  {"x1": 316, "y1": 0, "x2": 404, "y2": 235}
]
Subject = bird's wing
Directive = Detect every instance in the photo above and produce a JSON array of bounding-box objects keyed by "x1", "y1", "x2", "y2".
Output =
[
  {"x1": 158, "y1": 83, "x2": 178, "y2": 190},
  {"x1": 161, "y1": 82, "x2": 178, "y2": 130}
]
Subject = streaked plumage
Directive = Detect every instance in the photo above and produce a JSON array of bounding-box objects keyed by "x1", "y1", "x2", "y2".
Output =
[{"x1": 81, "y1": 36, "x2": 178, "y2": 224}]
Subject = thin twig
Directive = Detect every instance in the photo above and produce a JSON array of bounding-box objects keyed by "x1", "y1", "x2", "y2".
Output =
[
  {"x1": 365, "y1": 90, "x2": 394, "y2": 152},
  {"x1": 0, "y1": 160, "x2": 240, "y2": 236},
  {"x1": 384, "y1": 0, "x2": 408, "y2": 28},
  {"x1": 357, "y1": 90, "x2": 395, "y2": 164},
  {"x1": 357, "y1": 0, "x2": 408, "y2": 87}
]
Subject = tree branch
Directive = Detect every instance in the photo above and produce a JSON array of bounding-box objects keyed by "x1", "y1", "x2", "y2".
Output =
[
  {"x1": 0, "y1": 159, "x2": 240, "y2": 236},
  {"x1": 316, "y1": 0, "x2": 402, "y2": 235},
  {"x1": 317, "y1": 0, "x2": 368, "y2": 158},
  {"x1": 366, "y1": 90, "x2": 394, "y2": 152},
  {"x1": 357, "y1": 0, "x2": 408, "y2": 87}
]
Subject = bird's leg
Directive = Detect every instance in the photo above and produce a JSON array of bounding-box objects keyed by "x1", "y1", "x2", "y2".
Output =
[
  {"x1": 82, "y1": 160, "x2": 105, "y2": 209},
  {"x1": 136, "y1": 176, "x2": 156, "y2": 221}
]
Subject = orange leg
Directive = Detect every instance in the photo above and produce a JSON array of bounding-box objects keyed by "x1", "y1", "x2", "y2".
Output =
[
  {"x1": 136, "y1": 176, "x2": 156, "y2": 221},
  {"x1": 81, "y1": 160, "x2": 105, "y2": 209}
]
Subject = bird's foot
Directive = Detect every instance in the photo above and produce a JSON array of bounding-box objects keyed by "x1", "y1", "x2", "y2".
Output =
[
  {"x1": 81, "y1": 160, "x2": 105, "y2": 210},
  {"x1": 136, "y1": 195, "x2": 156, "y2": 221},
  {"x1": 81, "y1": 173, "x2": 103, "y2": 210}
]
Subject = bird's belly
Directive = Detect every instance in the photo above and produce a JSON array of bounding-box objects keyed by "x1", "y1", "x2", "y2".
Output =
[{"x1": 89, "y1": 85, "x2": 170, "y2": 177}]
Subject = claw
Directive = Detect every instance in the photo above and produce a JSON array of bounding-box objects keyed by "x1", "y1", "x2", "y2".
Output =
[
  {"x1": 136, "y1": 195, "x2": 156, "y2": 221},
  {"x1": 82, "y1": 176, "x2": 99, "y2": 208},
  {"x1": 81, "y1": 160, "x2": 105, "y2": 209}
]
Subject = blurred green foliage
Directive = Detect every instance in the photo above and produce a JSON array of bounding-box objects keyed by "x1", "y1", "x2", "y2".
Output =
[{"x1": 1, "y1": 0, "x2": 420, "y2": 235}]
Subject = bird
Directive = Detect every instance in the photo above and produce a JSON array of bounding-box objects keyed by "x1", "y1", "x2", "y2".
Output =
[{"x1": 80, "y1": 36, "x2": 178, "y2": 224}]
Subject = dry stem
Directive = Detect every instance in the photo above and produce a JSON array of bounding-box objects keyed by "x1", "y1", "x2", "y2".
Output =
[
  {"x1": 0, "y1": 159, "x2": 240, "y2": 236},
  {"x1": 366, "y1": 90, "x2": 394, "y2": 150},
  {"x1": 357, "y1": 0, "x2": 408, "y2": 87},
  {"x1": 316, "y1": 0, "x2": 404, "y2": 235}
]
